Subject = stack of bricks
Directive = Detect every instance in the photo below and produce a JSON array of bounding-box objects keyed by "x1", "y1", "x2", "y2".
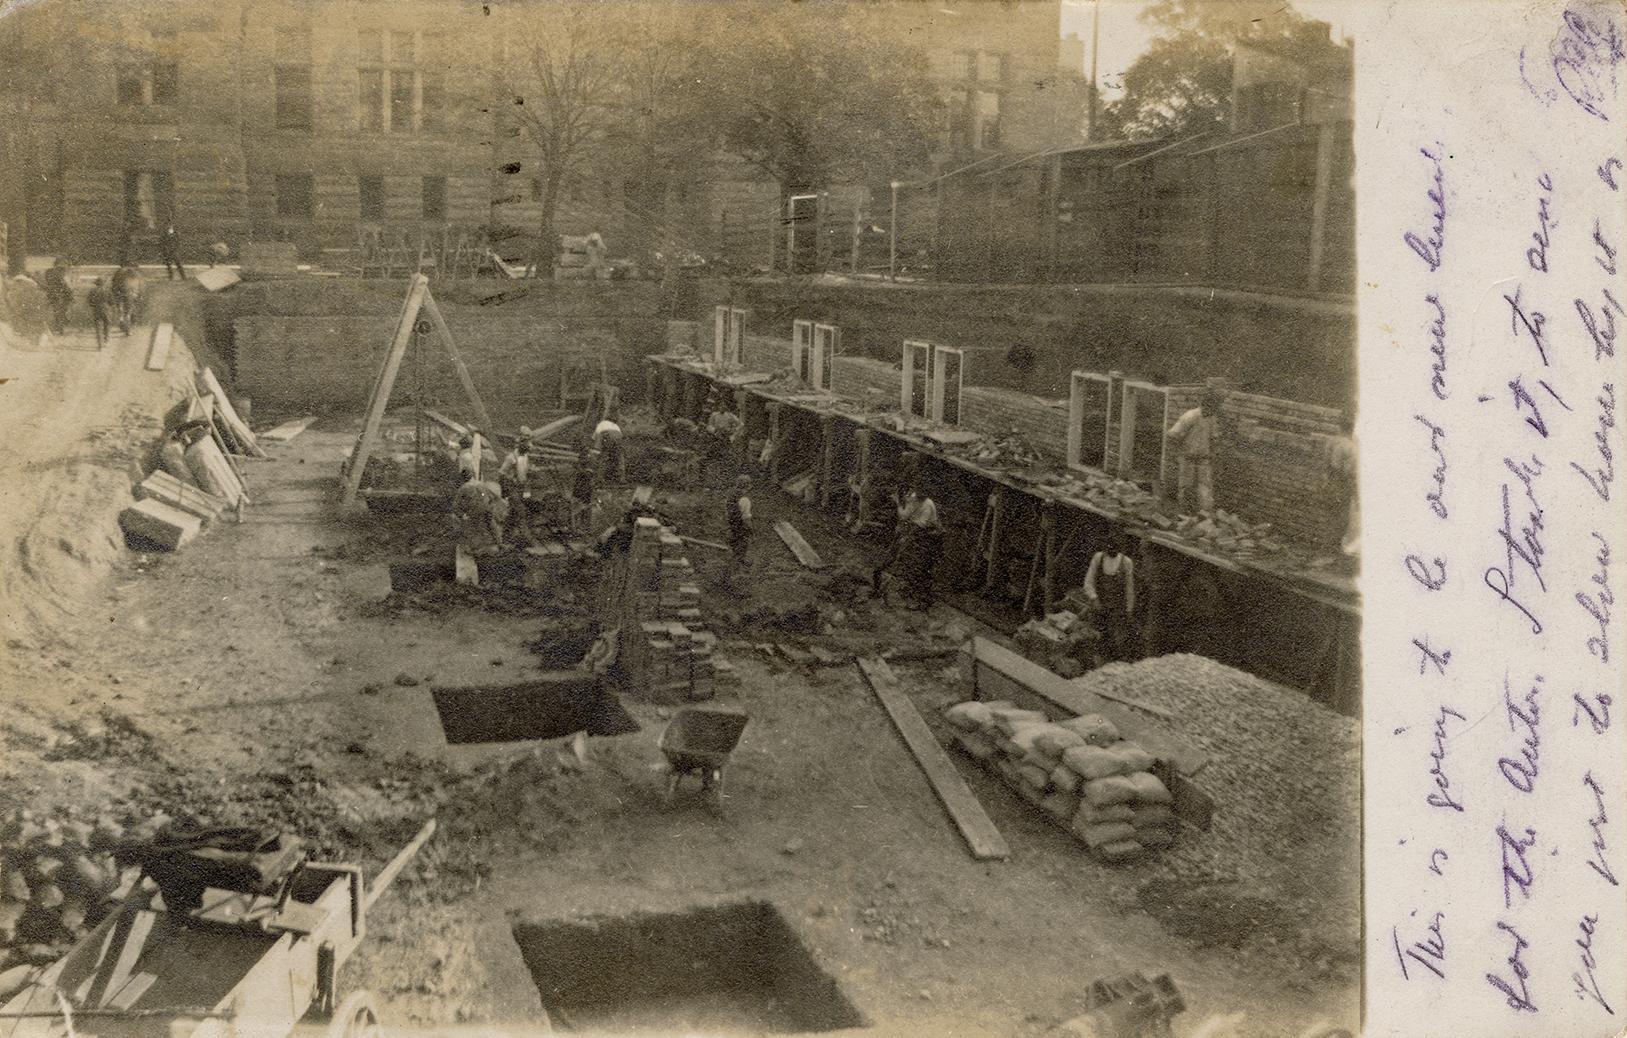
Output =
[{"x1": 615, "y1": 517, "x2": 717, "y2": 703}]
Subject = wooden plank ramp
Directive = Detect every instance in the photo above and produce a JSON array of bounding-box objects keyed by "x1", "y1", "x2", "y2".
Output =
[
  {"x1": 145, "y1": 324, "x2": 172, "y2": 371},
  {"x1": 773, "y1": 519, "x2": 825, "y2": 569},
  {"x1": 856, "y1": 656, "x2": 1010, "y2": 861},
  {"x1": 259, "y1": 416, "x2": 319, "y2": 443}
]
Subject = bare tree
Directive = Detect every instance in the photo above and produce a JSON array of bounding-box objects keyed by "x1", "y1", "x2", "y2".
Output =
[{"x1": 496, "y1": 3, "x2": 626, "y2": 277}]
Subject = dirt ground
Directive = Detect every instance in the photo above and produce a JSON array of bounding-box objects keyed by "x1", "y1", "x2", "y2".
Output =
[{"x1": 0, "y1": 293, "x2": 1359, "y2": 1038}]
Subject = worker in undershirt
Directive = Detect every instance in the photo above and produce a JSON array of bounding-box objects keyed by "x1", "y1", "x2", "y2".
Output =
[
  {"x1": 887, "y1": 484, "x2": 942, "y2": 609},
  {"x1": 592, "y1": 411, "x2": 625, "y2": 485},
  {"x1": 725, "y1": 475, "x2": 753, "y2": 583},
  {"x1": 1165, "y1": 389, "x2": 1223, "y2": 514},
  {"x1": 1082, "y1": 533, "x2": 1138, "y2": 663}
]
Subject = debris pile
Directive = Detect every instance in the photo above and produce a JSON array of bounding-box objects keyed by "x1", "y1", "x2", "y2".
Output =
[
  {"x1": 961, "y1": 434, "x2": 1042, "y2": 468},
  {"x1": 1168, "y1": 510, "x2": 1286, "y2": 557},
  {"x1": 0, "y1": 808, "x2": 156, "y2": 992},
  {"x1": 120, "y1": 365, "x2": 262, "y2": 552},
  {"x1": 945, "y1": 703, "x2": 1176, "y2": 863},
  {"x1": 603, "y1": 517, "x2": 717, "y2": 703}
]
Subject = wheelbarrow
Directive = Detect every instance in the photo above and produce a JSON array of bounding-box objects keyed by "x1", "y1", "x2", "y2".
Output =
[{"x1": 658, "y1": 708, "x2": 748, "y2": 805}]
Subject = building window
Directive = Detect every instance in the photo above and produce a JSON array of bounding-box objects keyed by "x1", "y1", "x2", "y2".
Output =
[
  {"x1": 975, "y1": 90, "x2": 1002, "y2": 149},
  {"x1": 358, "y1": 70, "x2": 384, "y2": 131},
  {"x1": 420, "y1": 72, "x2": 444, "y2": 131},
  {"x1": 977, "y1": 52, "x2": 1007, "y2": 83},
  {"x1": 358, "y1": 29, "x2": 428, "y2": 133},
  {"x1": 422, "y1": 176, "x2": 447, "y2": 221},
  {"x1": 123, "y1": 171, "x2": 174, "y2": 230},
  {"x1": 277, "y1": 174, "x2": 314, "y2": 219},
  {"x1": 275, "y1": 65, "x2": 313, "y2": 130},
  {"x1": 358, "y1": 176, "x2": 386, "y2": 222},
  {"x1": 275, "y1": 26, "x2": 310, "y2": 62},
  {"x1": 118, "y1": 63, "x2": 176, "y2": 106}
]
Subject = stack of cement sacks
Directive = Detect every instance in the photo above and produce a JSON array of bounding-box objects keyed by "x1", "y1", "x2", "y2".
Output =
[
  {"x1": 616, "y1": 517, "x2": 716, "y2": 702},
  {"x1": 944, "y1": 700, "x2": 1176, "y2": 862}
]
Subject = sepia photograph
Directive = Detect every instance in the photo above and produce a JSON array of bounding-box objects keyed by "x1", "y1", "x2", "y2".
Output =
[{"x1": 0, "y1": 2, "x2": 1363, "y2": 1036}]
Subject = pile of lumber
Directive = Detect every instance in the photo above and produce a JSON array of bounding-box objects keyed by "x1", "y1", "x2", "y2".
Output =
[
  {"x1": 0, "y1": 808, "x2": 153, "y2": 997},
  {"x1": 608, "y1": 517, "x2": 717, "y2": 703},
  {"x1": 944, "y1": 701, "x2": 1178, "y2": 863},
  {"x1": 119, "y1": 365, "x2": 259, "y2": 552}
]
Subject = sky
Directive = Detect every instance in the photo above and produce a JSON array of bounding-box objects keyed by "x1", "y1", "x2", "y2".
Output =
[{"x1": 1059, "y1": 0, "x2": 1358, "y2": 100}]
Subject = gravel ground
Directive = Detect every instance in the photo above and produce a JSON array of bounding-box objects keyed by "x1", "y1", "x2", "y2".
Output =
[{"x1": 1074, "y1": 654, "x2": 1361, "y2": 972}]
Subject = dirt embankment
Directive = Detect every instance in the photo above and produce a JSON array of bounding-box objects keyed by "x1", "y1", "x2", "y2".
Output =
[{"x1": 0, "y1": 283, "x2": 204, "y2": 673}]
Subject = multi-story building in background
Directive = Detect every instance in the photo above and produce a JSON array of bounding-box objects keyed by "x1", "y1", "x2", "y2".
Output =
[{"x1": 0, "y1": 0, "x2": 1075, "y2": 269}]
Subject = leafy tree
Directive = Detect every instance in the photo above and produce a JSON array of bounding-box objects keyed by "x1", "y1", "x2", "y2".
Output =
[
  {"x1": 691, "y1": 4, "x2": 941, "y2": 201},
  {"x1": 1098, "y1": 0, "x2": 1334, "y2": 141}
]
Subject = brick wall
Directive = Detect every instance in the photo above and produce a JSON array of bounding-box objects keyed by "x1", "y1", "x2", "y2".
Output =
[
  {"x1": 1215, "y1": 391, "x2": 1347, "y2": 547},
  {"x1": 228, "y1": 282, "x2": 663, "y2": 423},
  {"x1": 959, "y1": 386, "x2": 1069, "y2": 463}
]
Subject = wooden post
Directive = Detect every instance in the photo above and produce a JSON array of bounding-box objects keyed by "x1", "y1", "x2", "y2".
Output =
[
  {"x1": 818, "y1": 413, "x2": 836, "y2": 510},
  {"x1": 342, "y1": 274, "x2": 430, "y2": 506},
  {"x1": 644, "y1": 364, "x2": 659, "y2": 411},
  {"x1": 661, "y1": 366, "x2": 678, "y2": 420},
  {"x1": 734, "y1": 388, "x2": 753, "y2": 468},
  {"x1": 766, "y1": 402, "x2": 784, "y2": 483},
  {"x1": 680, "y1": 371, "x2": 700, "y2": 422},
  {"x1": 981, "y1": 488, "x2": 1005, "y2": 595},
  {"x1": 888, "y1": 181, "x2": 899, "y2": 281},
  {"x1": 1306, "y1": 120, "x2": 1336, "y2": 292},
  {"x1": 850, "y1": 196, "x2": 862, "y2": 274},
  {"x1": 1039, "y1": 500, "x2": 1059, "y2": 613},
  {"x1": 851, "y1": 427, "x2": 873, "y2": 526}
]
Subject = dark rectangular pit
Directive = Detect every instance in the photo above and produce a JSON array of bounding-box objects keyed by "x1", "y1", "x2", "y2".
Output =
[
  {"x1": 512, "y1": 901, "x2": 865, "y2": 1034},
  {"x1": 431, "y1": 674, "x2": 639, "y2": 745}
]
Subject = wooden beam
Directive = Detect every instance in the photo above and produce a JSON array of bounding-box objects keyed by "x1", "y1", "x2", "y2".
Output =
[
  {"x1": 259, "y1": 416, "x2": 318, "y2": 443},
  {"x1": 818, "y1": 414, "x2": 835, "y2": 509},
  {"x1": 343, "y1": 274, "x2": 430, "y2": 507},
  {"x1": 773, "y1": 519, "x2": 826, "y2": 569},
  {"x1": 145, "y1": 323, "x2": 172, "y2": 371},
  {"x1": 200, "y1": 367, "x2": 265, "y2": 457},
  {"x1": 856, "y1": 656, "x2": 1010, "y2": 861},
  {"x1": 420, "y1": 409, "x2": 468, "y2": 437},
  {"x1": 422, "y1": 290, "x2": 498, "y2": 436},
  {"x1": 981, "y1": 488, "x2": 1005, "y2": 594}
]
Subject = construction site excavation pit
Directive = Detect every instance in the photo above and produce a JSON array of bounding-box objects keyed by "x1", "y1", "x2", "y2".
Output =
[
  {"x1": 430, "y1": 674, "x2": 640, "y2": 745},
  {"x1": 511, "y1": 901, "x2": 867, "y2": 1035}
]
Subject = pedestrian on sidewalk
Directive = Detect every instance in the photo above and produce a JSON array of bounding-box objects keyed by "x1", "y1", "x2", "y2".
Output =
[
  {"x1": 161, "y1": 223, "x2": 185, "y2": 280},
  {"x1": 87, "y1": 277, "x2": 112, "y2": 348},
  {"x1": 41, "y1": 258, "x2": 72, "y2": 335}
]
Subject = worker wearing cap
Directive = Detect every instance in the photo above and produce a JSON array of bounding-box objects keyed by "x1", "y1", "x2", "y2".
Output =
[
  {"x1": 87, "y1": 277, "x2": 112, "y2": 348},
  {"x1": 592, "y1": 412, "x2": 625, "y2": 485},
  {"x1": 453, "y1": 476, "x2": 508, "y2": 552},
  {"x1": 496, "y1": 430, "x2": 539, "y2": 547},
  {"x1": 1165, "y1": 389, "x2": 1222, "y2": 514},
  {"x1": 726, "y1": 475, "x2": 754, "y2": 572}
]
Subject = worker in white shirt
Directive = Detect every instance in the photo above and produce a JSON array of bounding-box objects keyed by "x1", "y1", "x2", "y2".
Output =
[
  {"x1": 592, "y1": 412, "x2": 625, "y2": 486},
  {"x1": 725, "y1": 475, "x2": 753, "y2": 584},
  {"x1": 1165, "y1": 390, "x2": 1223, "y2": 514},
  {"x1": 1082, "y1": 533, "x2": 1137, "y2": 662},
  {"x1": 496, "y1": 431, "x2": 539, "y2": 547},
  {"x1": 453, "y1": 476, "x2": 508, "y2": 552}
]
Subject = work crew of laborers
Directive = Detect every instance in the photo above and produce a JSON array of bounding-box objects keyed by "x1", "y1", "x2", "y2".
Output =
[
  {"x1": 1323, "y1": 410, "x2": 1359, "y2": 565},
  {"x1": 160, "y1": 223, "x2": 185, "y2": 280},
  {"x1": 592, "y1": 412, "x2": 625, "y2": 485},
  {"x1": 453, "y1": 476, "x2": 508, "y2": 553},
  {"x1": 1082, "y1": 533, "x2": 1138, "y2": 663},
  {"x1": 495, "y1": 430, "x2": 539, "y2": 547},
  {"x1": 725, "y1": 475, "x2": 754, "y2": 576},
  {"x1": 41, "y1": 259, "x2": 72, "y2": 335},
  {"x1": 86, "y1": 277, "x2": 112, "y2": 348},
  {"x1": 1165, "y1": 389, "x2": 1223, "y2": 514}
]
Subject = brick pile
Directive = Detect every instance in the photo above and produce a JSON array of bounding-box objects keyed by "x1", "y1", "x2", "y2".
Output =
[
  {"x1": 945, "y1": 701, "x2": 1177, "y2": 863},
  {"x1": 612, "y1": 517, "x2": 717, "y2": 704}
]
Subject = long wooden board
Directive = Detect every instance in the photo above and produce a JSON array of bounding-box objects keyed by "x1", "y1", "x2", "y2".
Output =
[
  {"x1": 145, "y1": 324, "x2": 172, "y2": 371},
  {"x1": 773, "y1": 519, "x2": 826, "y2": 569},
  {"x1": 199, "y1": 367, "x2": 265, "y2": 457},
  {"x1": 856, "y1": 656, "x2": 1010, "y2": 861},
  {"x1": 259, "y1": 416, "x2": 318, "y2": 443}
]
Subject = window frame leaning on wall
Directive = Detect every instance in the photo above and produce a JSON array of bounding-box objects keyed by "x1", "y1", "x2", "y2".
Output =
[
  {"x1": 930, "y1": 343, "x2": 965, "y2": 426},
  {"x1": 900, "y1": 339, "x2": 935, "y2": 418},
  {"x1": 1066, "y1": 370, "x2": 1113, "y2": 473},
  {"x1": 792, "y1": 319, "x2": 813, "y2": 382},
  {"x1": 812, "y1": 323, "x2": 838, "y2": 392},
  {"x1": 725, "y1": 308, "x2": 747, "y2": 368}
]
